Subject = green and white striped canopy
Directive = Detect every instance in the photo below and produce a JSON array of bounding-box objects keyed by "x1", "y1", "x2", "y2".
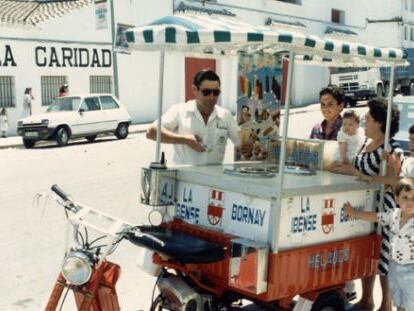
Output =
[{"x1": 125, "y1": 14, "x2": 407, "y2": 67}]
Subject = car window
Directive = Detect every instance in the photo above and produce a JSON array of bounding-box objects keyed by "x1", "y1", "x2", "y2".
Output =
[
  {"x1": 100, "y1": 96, "x2": 119, "y2": 110},
  {"x1": 80, "y1": 97, "x2": 101, "y2": 111},
  {"x1": 47, "y1": 97, "x2": 81, "y2": 112}
]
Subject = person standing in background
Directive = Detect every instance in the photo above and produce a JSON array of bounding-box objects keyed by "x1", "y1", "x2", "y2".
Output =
[
  {"x1": 0, "y1": 108, "x2": 8, "y2": 138},
  {"x1": 23, "y1": 87, "x2": 34, "y2": 116},
  {"x1": 58, "y1": 84, "x2": 69, "y2": 97}
]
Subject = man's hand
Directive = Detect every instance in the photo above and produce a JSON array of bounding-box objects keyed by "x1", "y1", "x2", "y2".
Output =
[
  {"x1": 240, "y1": 141, "x2": 253, "y2": 158},
  {"x1": 184, "y1": 134, "x2": 206, "y2": 152}
]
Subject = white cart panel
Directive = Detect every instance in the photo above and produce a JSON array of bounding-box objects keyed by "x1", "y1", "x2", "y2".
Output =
[
  {"x1": 175, "y1": 181, "x2": 271, "y2": 243},
  {"x1": 278, "y1": 189, "x2": 376, "y2": 250}
]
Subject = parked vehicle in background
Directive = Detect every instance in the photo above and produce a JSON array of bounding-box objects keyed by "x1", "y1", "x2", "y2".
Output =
[
  {"x1": 331, "y1": 67, "x2": 383, "y2": 107},
  {"x1": 17, "y1": 94, "x2": 131, "y2": 148},
  {"x1": 393, "y1": 95, "x2": 414, "y2": 155},
  {"x1": 331, "y1": 48, "x2": 414, "y2": 107}
]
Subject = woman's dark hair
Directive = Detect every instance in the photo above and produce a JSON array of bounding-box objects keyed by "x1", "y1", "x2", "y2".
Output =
[
  {"x1": 367, "y1": 98, "x2": 399, "y2": 137},
  {"x1": 193, "y1": 69, "x2": 220, "y2": 88},
  {"x1": 24, "y1": 87, "x2": 32, "y2": 94},
  {"x1": 319, "y1": 86, "x2": 345, "y2": 105},
  {"x1": 409, "y1": 124, "x2": 414, "y2": 134},
  {"x1": 395, "y1": 177, "x2": 414, "y2": 196},
  {"x1": 343, "y1": 110, "x2": 360, "y2": 123},
  {"x1": 59, "y1": 84, "x2": 68, "y2": 93}
]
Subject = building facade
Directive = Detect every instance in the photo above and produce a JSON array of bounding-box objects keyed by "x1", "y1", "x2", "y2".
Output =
[
  {"x1": 0, "y1": 0, "x2": 171, "y2": 135},
  {"x1": 0, "y1": 0, "x2": 387, "y2": 135}
]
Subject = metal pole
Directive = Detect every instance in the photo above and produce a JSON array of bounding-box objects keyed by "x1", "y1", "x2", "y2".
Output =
[
  {"x1": 155, "y1": 51, "x2": 165, "y2": 162},
  {"x1": 271, "y1": 51, "x2": 295, "y2": 252},
  {"x1": 378, "y1": 66, "x2": 395, "y2": 221},
  {"x1": 109, "y1": 0, "x2": 119, "y2": 98}
]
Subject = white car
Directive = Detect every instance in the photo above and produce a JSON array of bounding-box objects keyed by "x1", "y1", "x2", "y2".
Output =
[{"x1": 17, "y1": 94, "x2": 131, "y2": 148}]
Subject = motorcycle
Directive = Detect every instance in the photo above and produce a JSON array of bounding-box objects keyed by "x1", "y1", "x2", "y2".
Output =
[{"x1": 43, "y1": 185, "x2": 231, "y2": 311}]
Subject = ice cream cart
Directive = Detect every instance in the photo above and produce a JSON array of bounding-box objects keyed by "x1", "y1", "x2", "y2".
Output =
[{"x1": 127, "y1": 13, "x2": 407, "y2": 310}]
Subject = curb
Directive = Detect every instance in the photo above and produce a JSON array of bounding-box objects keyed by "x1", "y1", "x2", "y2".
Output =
[{"x1": 0, "y1": 127, "x2": 148, "y2": 150}]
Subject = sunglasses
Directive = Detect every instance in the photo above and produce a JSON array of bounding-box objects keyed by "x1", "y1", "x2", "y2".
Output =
[{"x1": 200, "y1": 88, "x2": 221, "y2": 96}]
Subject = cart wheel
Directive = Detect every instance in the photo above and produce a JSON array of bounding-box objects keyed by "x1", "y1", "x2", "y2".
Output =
[{"x1": 310, "y1": 290, "x2": 345, "y2": 311}]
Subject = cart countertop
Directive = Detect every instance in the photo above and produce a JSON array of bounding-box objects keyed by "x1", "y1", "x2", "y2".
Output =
[{"x1": 173, "y1": 163, "x2": 379, "y2": 198}]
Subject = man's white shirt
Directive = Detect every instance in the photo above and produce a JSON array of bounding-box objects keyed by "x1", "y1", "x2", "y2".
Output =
[{"x1": 155, "y1": 100, "x2": 238, "y2": 165}]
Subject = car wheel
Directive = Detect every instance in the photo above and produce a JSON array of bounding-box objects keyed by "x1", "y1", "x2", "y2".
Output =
[
  {"x1": 310, "y1": 290, "x2": 345, "y2": 311},
  {"x1": 115, "y1": 123, "x2": 128, "y2": 139},
  {"x1": 86, "y1": 135, "x2": 97, "y2": 142},
  {"x1": 56, "y1": 127, "x2": 70, "y2": 147},
  {"x1": 23, "y1": 139, "x2": 36, "y2": 149}
]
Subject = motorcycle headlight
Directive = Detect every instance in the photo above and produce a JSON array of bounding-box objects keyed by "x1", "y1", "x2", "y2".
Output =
[
  {"x1": 41, "y1": 119, "x2": 49, "y2": 126},
  {"x1": 61, "y1": 251, "x2": 93, "y2": 285}
]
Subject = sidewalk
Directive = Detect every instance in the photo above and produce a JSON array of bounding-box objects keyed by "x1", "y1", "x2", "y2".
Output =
[
  {"x1": 0, "y1": 123, "x2": 150, "y2": 149},
  {"x1": 0, "y1": 104, "x2": 320, "y2": 149}
]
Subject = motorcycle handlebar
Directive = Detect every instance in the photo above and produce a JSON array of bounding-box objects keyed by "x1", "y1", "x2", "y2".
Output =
[{"x1": 51, "y1": 184, "x2": 70, "y2": 202}]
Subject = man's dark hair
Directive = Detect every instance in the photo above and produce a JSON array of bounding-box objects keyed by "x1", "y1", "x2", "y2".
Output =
[
  {"x1": 193, "y1": 69, "x2": 220, "y2": 88},
  {"x1": 367, "y1": 99, "x2": 400, "y2": 137},
  {"x1": 409, "y1": 124, "x2": 414, "y2": 134},
  {"x1": 395, "y1": 177, "x2": 414, "y2": 196},
  {"x1": 241, "y1": 105, "x2": 249, "y2": 111},
  {"x1": 319, "y1": 86, "x2": 345, "y2": 105},
  {"x1": 343, "y1": 110, "x2": 360, "y2": 123}
]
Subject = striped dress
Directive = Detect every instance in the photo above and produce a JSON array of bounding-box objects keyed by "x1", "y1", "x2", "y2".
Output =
[{"x1": 352, "y1": 138, "x2": 403, "y2": 275}]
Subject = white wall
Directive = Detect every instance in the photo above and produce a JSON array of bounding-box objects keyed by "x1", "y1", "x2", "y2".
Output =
[
  {"x1": 0, "y1": 40, "x2": 112, "y2": 134},
  {"x1": 0, "y1": 0, "x2": 174, "y2": 130}
]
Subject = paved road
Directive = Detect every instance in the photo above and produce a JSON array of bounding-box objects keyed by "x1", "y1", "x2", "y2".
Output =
[{"x1": 1, "y1": 104, "x2": 391, "y2": 310}]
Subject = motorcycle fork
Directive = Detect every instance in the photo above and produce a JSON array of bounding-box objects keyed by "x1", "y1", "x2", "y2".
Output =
[{"x1": 45, "y1": 262, "x2": 120, "y2": 311}]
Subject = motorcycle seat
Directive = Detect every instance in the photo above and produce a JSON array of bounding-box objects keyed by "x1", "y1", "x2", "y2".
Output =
[{"x1": 126, "y1": 226, "x2": 226, "y2": 264}]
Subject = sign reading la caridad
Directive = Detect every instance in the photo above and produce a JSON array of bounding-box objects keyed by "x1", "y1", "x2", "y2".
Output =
[{"x1": 0, "y1": 44, "x2": 111, "y2": 68}]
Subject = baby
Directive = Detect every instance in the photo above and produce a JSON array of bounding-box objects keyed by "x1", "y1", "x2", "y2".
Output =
[{"x1": 334, "y1": 110, "x2": 365, "y2": 164}]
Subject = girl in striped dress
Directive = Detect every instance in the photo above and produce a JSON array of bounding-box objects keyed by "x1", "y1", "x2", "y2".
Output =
[{"x1": 331, "y1": 99, "x2": 402, "y2": 311}]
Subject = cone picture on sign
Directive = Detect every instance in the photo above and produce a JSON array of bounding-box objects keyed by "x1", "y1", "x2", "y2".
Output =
[
  {"x1": 207, "y1": 189, "x2": 225, "y2": 226},
  {"x1": 321, "y1": 198, "x2": 335, "y2": 234}
]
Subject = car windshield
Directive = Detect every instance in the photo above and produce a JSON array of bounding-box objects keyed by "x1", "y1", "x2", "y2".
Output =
[{"x1": 47, "y1": 97, "x2": 81, "y2": 112}]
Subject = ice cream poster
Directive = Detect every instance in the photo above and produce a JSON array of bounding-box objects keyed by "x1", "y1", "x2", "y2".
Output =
[{"x1": 235, "y1": 53, "x2": 284, "y2": 161}]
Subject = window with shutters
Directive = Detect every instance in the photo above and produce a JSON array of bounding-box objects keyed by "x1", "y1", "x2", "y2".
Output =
[
  {"x1": 90, "y1": 76, "x2": 112, "y2": 94},
  {"x1": 0, "y1": 76, "x2": 15, "y2": 108},
  {"x1": 41, "y1": 76, "x2": 68, "y2": 106}
]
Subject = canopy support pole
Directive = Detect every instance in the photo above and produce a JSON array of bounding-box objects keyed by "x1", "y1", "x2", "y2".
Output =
[
  {"x1": 271, "y1": 51, "x2": 295, "y2": 252},
  {"x1": 155, "y1": 51, "x2": 165, "y2": 163},
  {"x1": 378, "y1": 66, "x2": 396, "y2": 228}
]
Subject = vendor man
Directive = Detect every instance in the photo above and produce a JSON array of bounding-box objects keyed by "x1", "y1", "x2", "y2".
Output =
[{"x1": 146, "y1": 69, "x2": 245, "y2": 165}]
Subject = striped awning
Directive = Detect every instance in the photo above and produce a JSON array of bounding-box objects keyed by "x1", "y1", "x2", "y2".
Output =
[{"x1": 125, "y1": 14, "x2": 408, "y2": 67}]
